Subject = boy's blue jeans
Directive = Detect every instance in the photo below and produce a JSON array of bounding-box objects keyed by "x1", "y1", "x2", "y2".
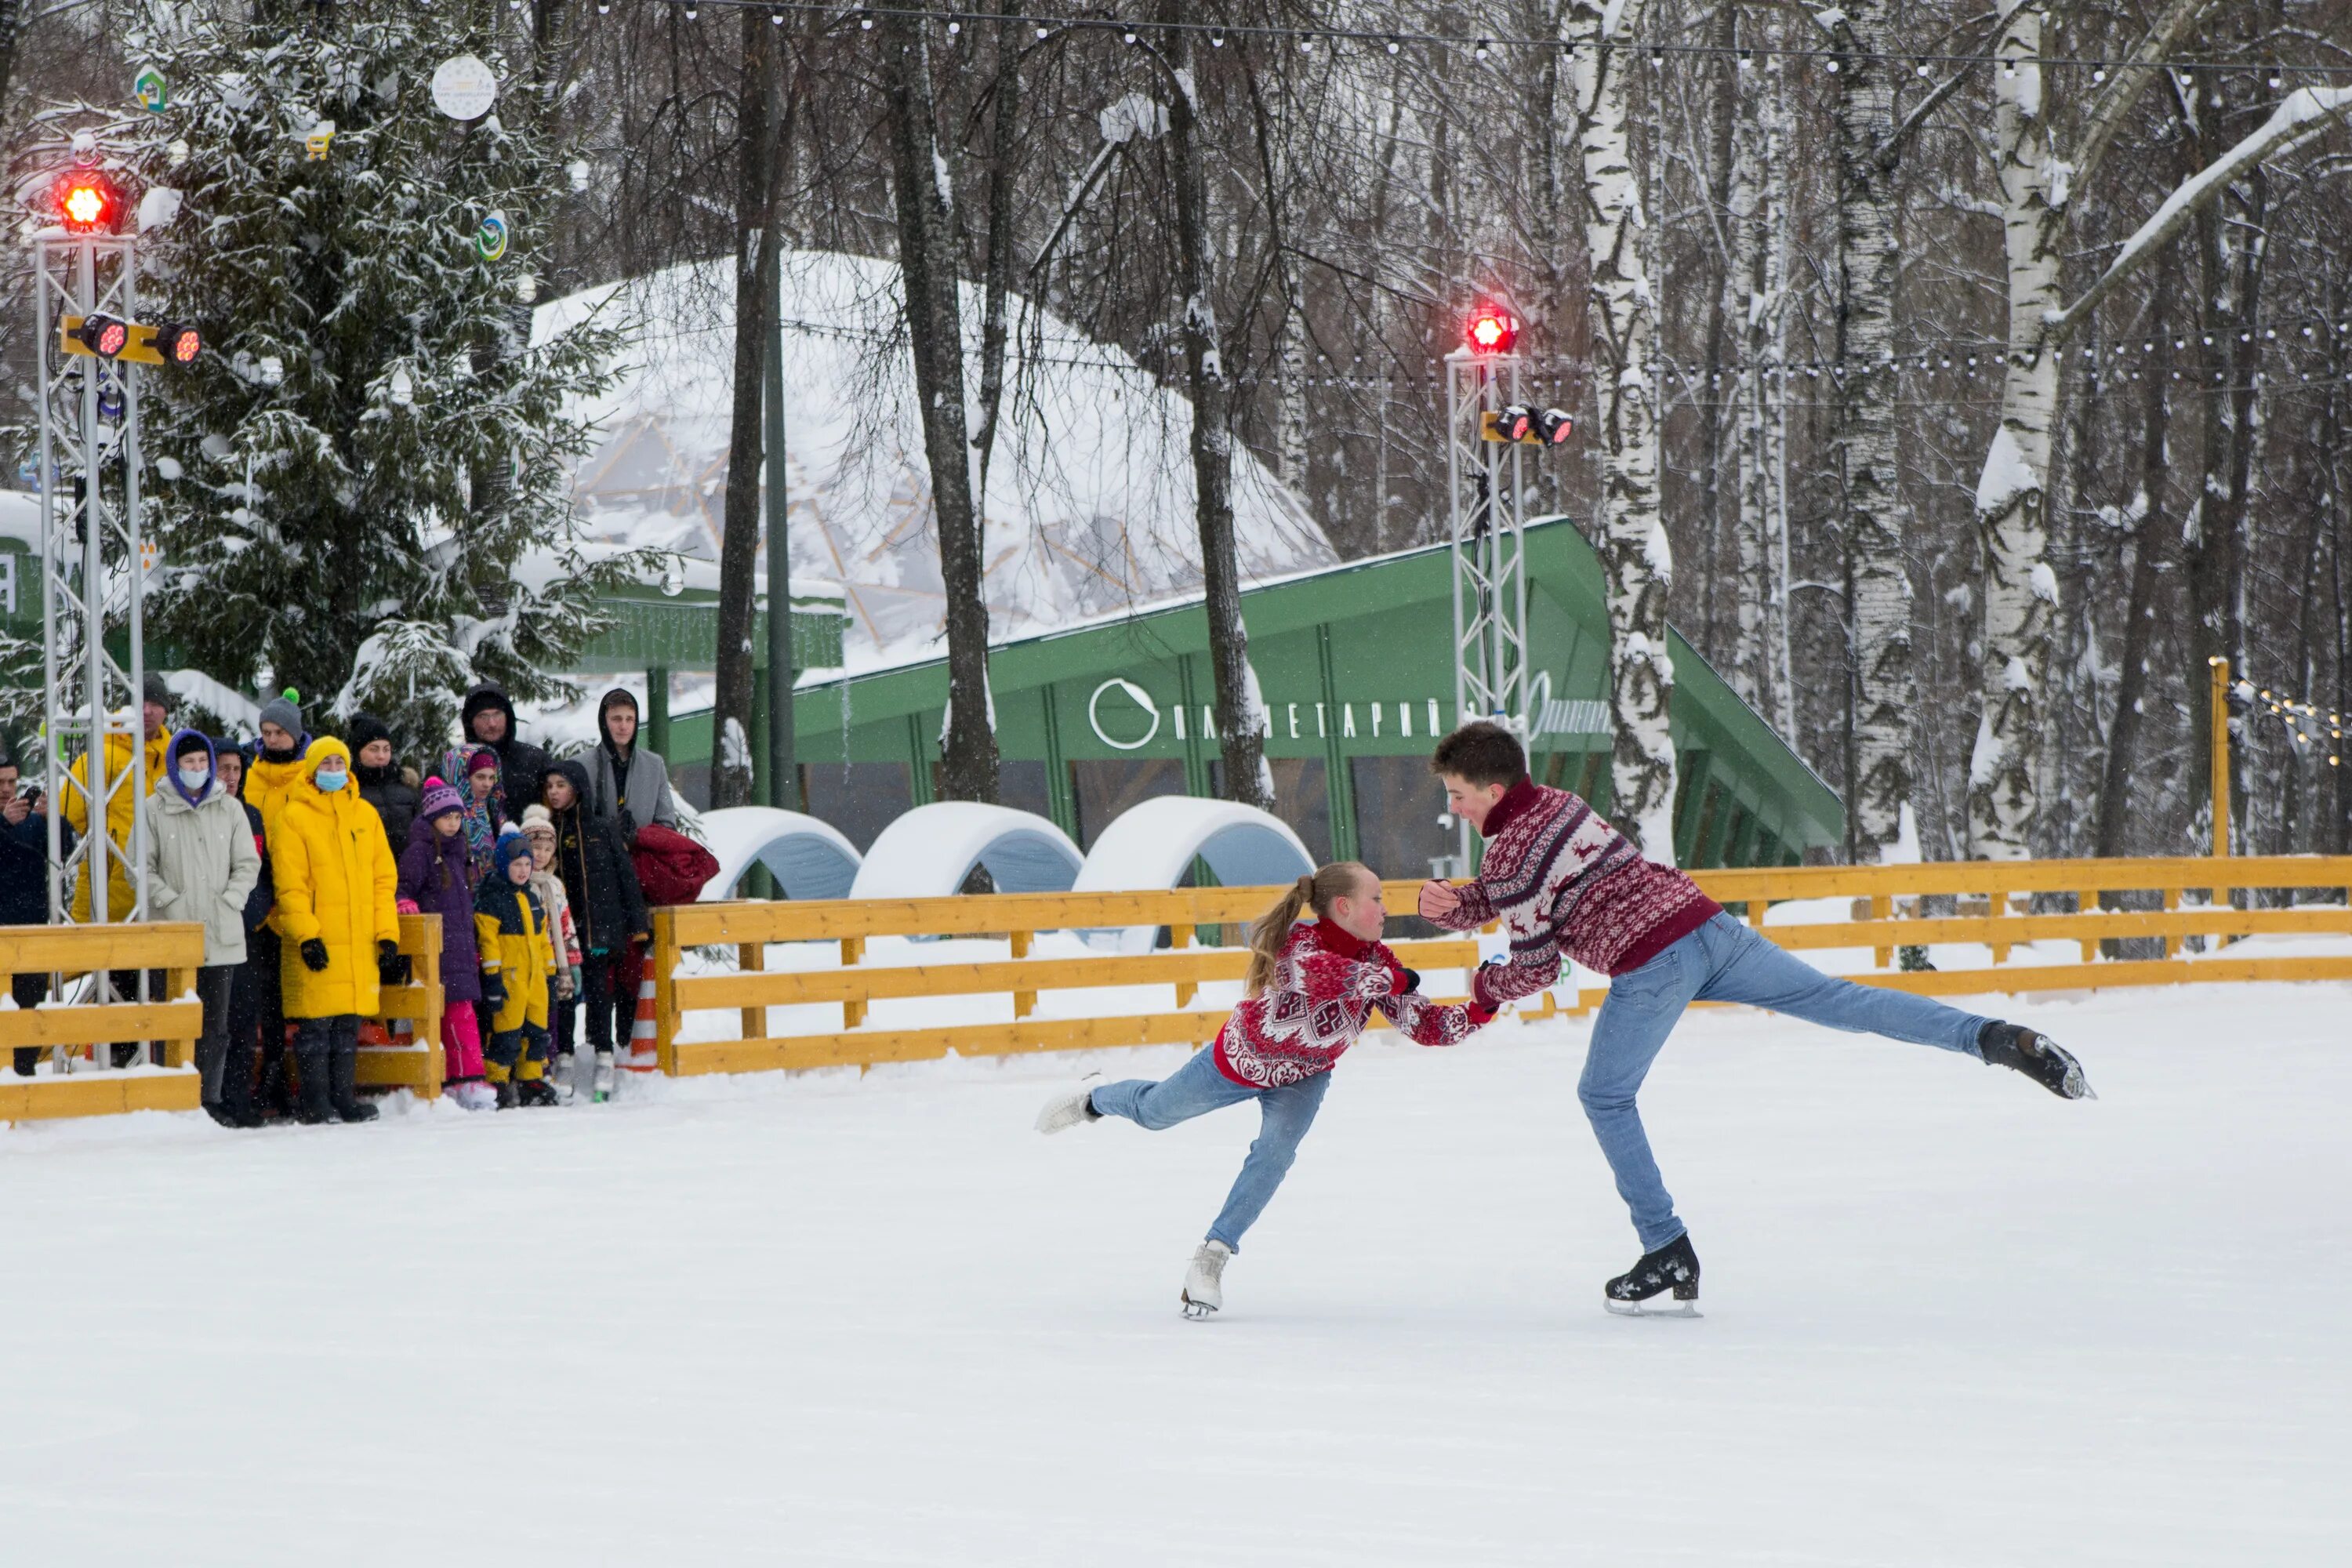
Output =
[
  {"x1": 1587, "y1": 912, "x2": 1993, "y2": 1250},
  {"x1": 1090, "y1": 1047, "x2": 1333, "y2": 1252}
]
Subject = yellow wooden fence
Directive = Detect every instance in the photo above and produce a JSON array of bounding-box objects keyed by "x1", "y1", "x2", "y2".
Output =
[
  {"x1": 0, "y1": 914, "x2": 445, "y2": 1120},
  {"x1": 648, "y1": 855, "x2": 2352, "y2": 1080}
]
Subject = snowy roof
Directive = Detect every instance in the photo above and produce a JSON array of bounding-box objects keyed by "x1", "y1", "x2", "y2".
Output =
[{"x1": 532, "y1": 252, "x2": 1336, "y2": 669}]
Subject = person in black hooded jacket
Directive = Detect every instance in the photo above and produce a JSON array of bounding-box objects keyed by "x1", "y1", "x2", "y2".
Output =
[
  {"x1": 347, "y1": 711, "x2": 419, "y2": 858},
  {"x1": 459, "y1": 685, "x2": 550, "y2": 826},
  {"x1": 540, "y1": 758, "x2": 648, "y2": 1071}
]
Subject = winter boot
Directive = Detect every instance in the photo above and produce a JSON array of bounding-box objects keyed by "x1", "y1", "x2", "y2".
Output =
[
  {"x1": 1181, "y1": 1240, "x2": 1232, "y2": 1321},
  {"x1": 292, "y1": 1043, "x2": 335, "y2": 1126},
  {"x1": 1604, "y1": 1232, "x2": 1701, "y2": 1317},
  {"x1": 1976, "y1": 1022, "x2": 2095, "y2": 1100},
  {"x1": 1034, "y1": 1078, "x2": 1103, "y2": 1134},
  {"x1": 260, "y1": 1035, "x2": 295, "y2": 1120},
  {"x1": 593, "y1": 1050, "x2": 616, "y2": 1104},
  {"x1": 215, "y1": 1044, "x2": 262, "y2": 1129},
  {"x1": 517, "y1": 1078, "x2": 561, "y2": 1109},
  {"x1": 328, "y1": 1043, "x2": 379, "y2": 1123},
  {"x1": 492, "y1": 1075, "x2": 518, "y2": 1111}
]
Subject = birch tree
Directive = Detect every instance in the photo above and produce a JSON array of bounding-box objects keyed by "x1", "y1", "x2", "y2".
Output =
[
  {"x1": 1967, "y1": 0, "x2": 2352, "y2": 855},
  {"x1": 1565, "y1": 0, "x2": 1675, "y2": 857},
  {"x1": 1819, "y1": 0, "x2": 1914, "y2": 861},
  {"x1": 1731, "y1": 38, "x2": 1794, "y2": 742}
]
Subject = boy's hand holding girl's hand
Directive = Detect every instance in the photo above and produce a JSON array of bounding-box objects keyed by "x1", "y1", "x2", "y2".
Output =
[{"x1": 1418, "y1": 879, "x2": 1463, "y2": 923}]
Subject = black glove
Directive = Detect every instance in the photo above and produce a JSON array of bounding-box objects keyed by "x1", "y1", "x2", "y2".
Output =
[
  {"x1": 377, "y1": 939, "x2": 408, "y2": 986},
  {"x1": 480, "y1": 971, "x2": 506, "y2": 1014},
  {"x1": 299, "y1": 938, "x2": 329, "y2": 973},
  {"x1": 1400, "y1": 967, "x2": 1423, "y2": 993}
]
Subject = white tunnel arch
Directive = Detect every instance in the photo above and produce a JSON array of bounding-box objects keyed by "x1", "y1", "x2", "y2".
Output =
[
  {"x1": 1072, "y1": 797, "x2": 1316, "y2": 953},
  {"x1": 695, "y1": 808, "x2": 864, "y2": 902},
  {"x1": 848, "y1": 803, "x2": 1085, "y2": 900}
]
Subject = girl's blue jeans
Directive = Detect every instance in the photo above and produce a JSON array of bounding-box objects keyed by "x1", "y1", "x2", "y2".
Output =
[{"x1": 1090, "y1": 1047, "x2": 1333, "y2": 1252}]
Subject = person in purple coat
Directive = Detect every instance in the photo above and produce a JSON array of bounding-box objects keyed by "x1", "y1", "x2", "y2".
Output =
[{"x1": 397, "y1": 779, "x2": 493, "y2": 1109}]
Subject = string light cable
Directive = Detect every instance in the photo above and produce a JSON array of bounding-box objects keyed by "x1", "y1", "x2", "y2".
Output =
[
  {"x1": 636, "y1": 0, "x2": 2352, "y2": 83},
  {"x1": 2235, "y1": 678, "x2": 2346, "y2": 767}
]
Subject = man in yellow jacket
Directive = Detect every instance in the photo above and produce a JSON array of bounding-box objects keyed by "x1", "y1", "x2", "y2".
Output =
[
  {"x1": 475, "y1": 831, "x2": 560, "y2": 1109},
  {"x1": 270, "y1": 737, "x2": 399, "y2": 1125},
  {"x1": 64, "y1": 672, "x2": 174, "y2": 924}
]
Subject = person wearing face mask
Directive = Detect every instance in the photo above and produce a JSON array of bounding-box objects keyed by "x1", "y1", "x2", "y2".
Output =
[
  {"x1": 347, "y1": 712, "x2": 419, "y2": 858},
  {"x1": 142, "y1": 731, "x2": 263, "y2": 1127},
  {"x1": 269, "y1": 738, "x2": 401, "y2": 1125}
]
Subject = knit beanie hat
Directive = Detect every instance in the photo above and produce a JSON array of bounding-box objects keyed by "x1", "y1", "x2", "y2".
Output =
[
  {"x1": 468, "y1": 748, "x2": 499, "y2": 777},
  {"x1": 347, "y1": 711, "x2": 392, "y2": 755},
  {"x1": 258, "y1": 692, "x2": 303, "y2": 737},
  {"x1": 419, "y1": 775, "x2": 463, "y2": 820},
  {"x1": 521, "y1": 804, "x2": 556, "y2": 840},
  {"x1": 493, "y1": 830, "x2": 535, "y2": 877},
  {"x1": 143, "y1": 670, "x2": 174, "y2": 710}
]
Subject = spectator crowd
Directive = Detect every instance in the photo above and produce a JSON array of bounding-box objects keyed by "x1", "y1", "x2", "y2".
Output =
[{"x1": 0, "y1": 681, "x2": 706, "y2": 1125}]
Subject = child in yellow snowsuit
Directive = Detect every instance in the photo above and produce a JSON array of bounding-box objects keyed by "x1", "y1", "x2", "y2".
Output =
[{"x1": 474, "y1": 831, "x2": 559, "y2": 1109}]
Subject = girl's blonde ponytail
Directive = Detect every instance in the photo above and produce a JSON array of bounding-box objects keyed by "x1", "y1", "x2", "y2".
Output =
[{"x1": 1243, "y1": 862, "x2": 1376, "y2": 996}]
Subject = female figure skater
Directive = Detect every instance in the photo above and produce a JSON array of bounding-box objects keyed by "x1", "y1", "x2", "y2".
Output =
[{"x1": 1035, "y1": 862, "x2": 1493, "y2": 1319}]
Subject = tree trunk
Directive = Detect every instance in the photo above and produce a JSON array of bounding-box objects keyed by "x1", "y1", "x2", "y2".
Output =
[
  {"x1": 2094, "y1": 292, "x2": 2173, "y2": 860},
  {"x1": 1161, "y1": 1, "x2": 1271, "y2": 811},
  {"x1": 1759, "y1": 45, "x2": 1795, "y2": 744},
  {"x1": 971, "y1": 0, "x2": 1022, "y2": 507},
  {"x1": 1726, "y1": 20, "x2": 1766, "y2": 710},
  {"x1": 1826, "y1": 1, "x2": 1913, "y2": 861},
  {"x1": 713, "y1": 6, "x2": 779, "y2": 810},
  {"x1": 1966, "y1": 8, "x2": 2064, "y2": 859},
  {"x1": 883, "y1": 5, "x2": 999, "y2": 804},
  {"x1": 2184, "y1": 164, "x2": 2266, "y2": 854},
  {"x1": 1697, "y1": 0, "x2": 1741, "y2": 677},
  {"x1": 0, "y1": 1, "x2": 25, "y2": 128},
  {"x1": 1565, "y1": 0, "x2": 1674, "y2": 857}
]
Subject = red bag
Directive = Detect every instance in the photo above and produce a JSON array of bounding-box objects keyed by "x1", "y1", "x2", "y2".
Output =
[{"x1": 630, "y1": 821, "x2": 720, "y2": 906}]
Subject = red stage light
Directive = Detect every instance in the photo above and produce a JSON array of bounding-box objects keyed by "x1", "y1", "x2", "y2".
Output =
[
  {"x1": 162, "y1": 323, "x2": 202, "y2": 364},
  {"x1": 54, "y1": 169, "x2": 122, "y2": 234},
  {"x1": 1466, "y1": 309, "x2": 1519, "y2": 354}
]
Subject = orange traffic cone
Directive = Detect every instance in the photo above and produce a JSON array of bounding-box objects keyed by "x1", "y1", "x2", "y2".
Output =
[{"x1": 626, "y1": 973, "x2": 659, "y2": 1072}]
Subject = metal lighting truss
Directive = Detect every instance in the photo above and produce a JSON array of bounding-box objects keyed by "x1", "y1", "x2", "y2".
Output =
[{"x1": 31, "y1": 231, "x2": 152, "y2": 1044}]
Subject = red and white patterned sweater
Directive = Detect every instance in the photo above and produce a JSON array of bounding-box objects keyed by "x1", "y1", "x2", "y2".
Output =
[
  {"x1": 1432, "y1": 779, "x2": 1722, "y2": 1009},
  {"x1": 1212, "y1": 919, "x2": 1489, "y2": 1090}
]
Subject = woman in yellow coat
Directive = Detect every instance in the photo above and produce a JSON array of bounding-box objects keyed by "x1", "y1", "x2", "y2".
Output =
[{"x1": 270, "y1": 737, "x2": 400, "y2": 1124}]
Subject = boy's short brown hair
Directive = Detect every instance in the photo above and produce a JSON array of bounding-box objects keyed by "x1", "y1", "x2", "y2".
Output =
[{"x1": 1430, "y1": 720, "x2": 1527, "y2": 788}]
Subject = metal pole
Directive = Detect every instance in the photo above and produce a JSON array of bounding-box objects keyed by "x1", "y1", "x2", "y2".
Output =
[
  {"x1": 33, "y1": 242, "x2": 64, "y2": 929},
  {"x1": 764, "y1": 311, "x2": 797, "y2": 811},
  {"x1": 76, "y1": 239, "x2": 108, "y2": 935},
  {"x1": 2209, "y1": 655, "x2": 2232, "y2": 858}
]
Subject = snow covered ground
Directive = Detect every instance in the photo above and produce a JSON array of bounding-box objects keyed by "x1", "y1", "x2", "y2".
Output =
[{"x1": 5, "y1": 981, "x2": 2347, "y2": 1566}]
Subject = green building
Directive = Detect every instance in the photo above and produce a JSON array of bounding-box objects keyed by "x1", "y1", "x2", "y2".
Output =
[{"x1": 630, "y1": 517, "x2": 1842, "y2": 878}]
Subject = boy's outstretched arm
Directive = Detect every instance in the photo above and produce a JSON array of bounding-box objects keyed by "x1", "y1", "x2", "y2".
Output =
[{"x1": 1418, "y1": 877, "x2": 1496, "y2": 930}]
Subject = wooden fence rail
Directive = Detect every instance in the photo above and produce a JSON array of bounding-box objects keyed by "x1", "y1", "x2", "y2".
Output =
[
  {"x1": 1, "y1": 915, "x2": 445, "y2": 1120},
  {"x1": 648, "y1": 855, "x2": 2352, "y2": 1080}
]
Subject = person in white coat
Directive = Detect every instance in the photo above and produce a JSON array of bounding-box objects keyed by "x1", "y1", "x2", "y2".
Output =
[{"x1": 143, "y1": 729, "x2": 263, "y2": 1127}]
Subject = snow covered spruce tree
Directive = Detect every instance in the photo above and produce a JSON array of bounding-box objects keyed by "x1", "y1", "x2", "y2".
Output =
[
  {"x1": 1563, "y1": 0, "x2": 1675, "y2": 857},
  {"x1": 95, "y1": 0, "x2": 630, "y2": 753}
]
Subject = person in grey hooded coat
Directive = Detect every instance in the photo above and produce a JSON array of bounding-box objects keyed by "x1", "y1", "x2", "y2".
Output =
[
  {"x1": 583, "y1": 687, "x2": 678, "y2": 841},
  {"x1": 141, "y1": 729, "x2": 263, "y2": 1126}
]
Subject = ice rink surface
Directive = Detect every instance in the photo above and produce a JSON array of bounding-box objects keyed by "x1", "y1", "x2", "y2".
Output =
[{"x1": 5, "y1": 982, "x2": 2346, "y2": 1566}]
